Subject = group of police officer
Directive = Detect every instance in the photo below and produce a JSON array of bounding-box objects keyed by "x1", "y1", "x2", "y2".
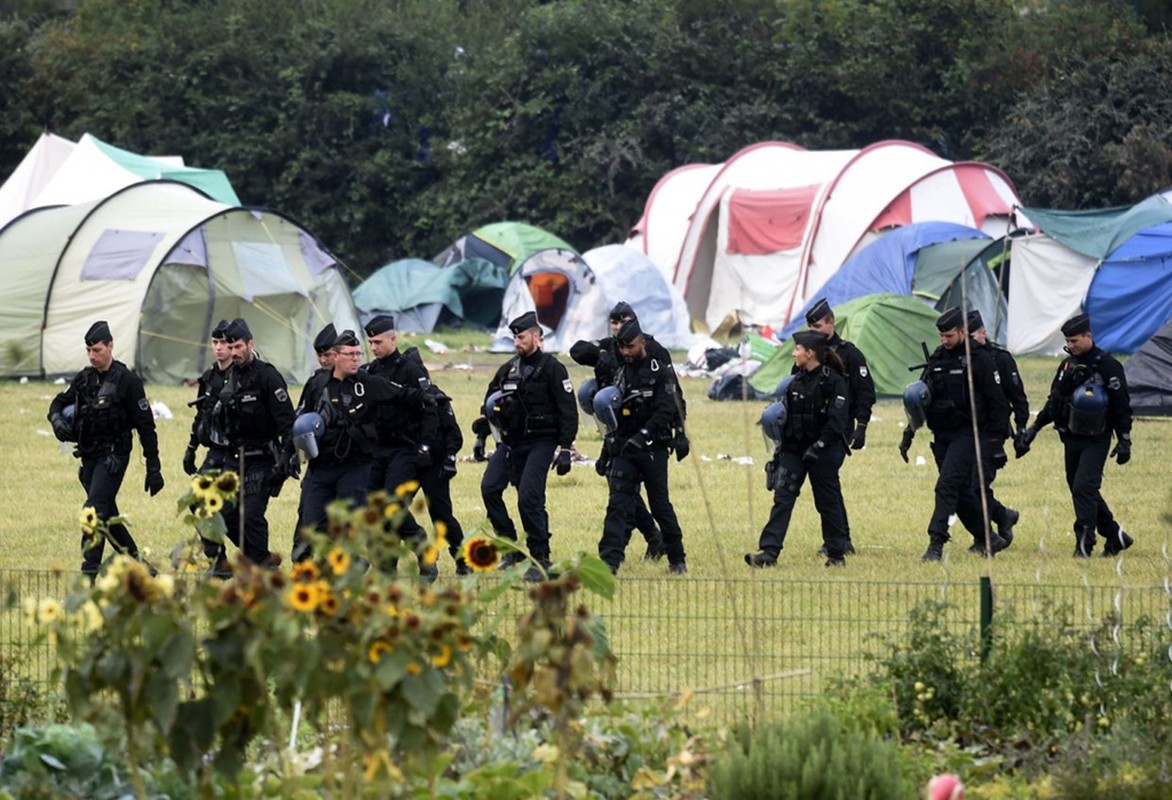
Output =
[{"x1": 48, "y1": 296, "x2": 1135, "y2": 581}]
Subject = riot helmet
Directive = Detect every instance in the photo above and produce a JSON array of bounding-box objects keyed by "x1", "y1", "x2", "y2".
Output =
[
  {"x1": 592, "y1": 385, "x2": 623, "y2": 436},
  {"x1": 484, "y1": 390, "x2": 508, "y2": 444},
  {"x1": 292, "y1": 412, "x2": 325, "y2": 462},
  {"x1": 1068, "y1": 382, "x2": 1108, "y2": 436},
  {"x1": 577, "y1": 377, "x2": 599, "y2": 416},
  {"x1": 758, "y1": 401, "x2": 788, "y2": 454},
  {"x1": 59, "y1": 403, "x2": 78, "y2": 441},
  {"x1": 903, "y1": 380, "x2": 932, "y2": 432}
]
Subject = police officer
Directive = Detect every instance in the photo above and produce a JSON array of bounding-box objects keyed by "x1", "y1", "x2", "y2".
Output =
[
  {"x1": 899, "y1": 307, "x2": 1010, "y2": 562},
  {"x1": 292, "y1": 329, "x2": 433, "y2": 563},
  {"x1": 597, "y1": 318, "x2": 688, "y2": 575},
  {"x1": 1016, "y1": 313, "x2": 1134, "y2": 557},
  {"x1": 746, "y1": 330, "x2": 851, "y2": 567},
  {"x1": 478, "y1": 311, "x2": 578, "y2": 580},
  {"x1": 968, "y1": 309, "x2": 1026, "y2": 546},
  {"x1": 48, "y1": 321, "x2": 164, "y2": 576},
  {"x1": 202, "y1": 318, "x2": 295, "y2": 573},
  {"x1": 183, "y1": 319, "x2": 232, "y2": 478},
  {"x1": 362, "y1": 315, "x2": 441, "y2": 579},
  {"x1": 803, "y1": 297, "x2": 876, "y2": 555},
  {"x1": 312, "y1": 323, "x2": 337, "y2": 376}
]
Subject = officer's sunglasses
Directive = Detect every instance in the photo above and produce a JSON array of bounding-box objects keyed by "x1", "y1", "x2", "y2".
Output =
[{"x1": 337, "y1": 349, "x2": 363, "y2": 359}]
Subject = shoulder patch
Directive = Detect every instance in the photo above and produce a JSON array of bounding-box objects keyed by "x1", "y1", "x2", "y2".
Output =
[
  {"x1": 994, "y1": 371, "x2": 1001, "y2": 384},
  {"x1": 1108, "y1": 376, "x2": 1121, "y2": 391},
  {"x1": 859, "y1": 366, "x2": 868, "y2": 378},
  {"x1": 138, "y1": 397, "x2": 149, "y2": 412},
  {"x1": 833, "y1": 395, "x2": 846, "y2": 409},
  {"x1": 562, "y1": 378, "x2": 573, "y2": 393},
  {"x1": 418, "y1": 377, "x2": 431, "y2": 390},
  {"x1": 275, "y1": 387, "x2": 289, "y2": 403},
  {"x1": 666, "y1": 382, "x2": 675, "y2": 395}
]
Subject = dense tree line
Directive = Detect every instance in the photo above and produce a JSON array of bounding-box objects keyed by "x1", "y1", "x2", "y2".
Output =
[{"x1": 2, "y1": 0, "x2": 1170, "y2": 278}]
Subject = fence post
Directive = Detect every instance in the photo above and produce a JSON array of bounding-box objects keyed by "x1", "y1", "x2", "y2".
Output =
[{"x1": 979, "y1": 575, "x2": 994, "y2": 663}]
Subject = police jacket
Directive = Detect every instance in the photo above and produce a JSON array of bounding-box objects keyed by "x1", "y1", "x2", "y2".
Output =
[
  {"x1": 363, "y1": 350, "x2": 439, "y2": 448},
  {"x1": 581, "y1": 335, "x2": 687, "y2": 427},
  {"x1": 1035, "y1": 346, "x2": 1131, "y2": 440},
  {"x1": 49, "y1": 361, "x2": 159, "y2": 459},
  {"x1": 921, "y1": 344, "x2": 1009, "y2": 436},
  {"x1": 188, "y1": 363, "x2": 231, "y2": 451},
  {"x1": 294, "y1": 370, "x2": 428, "y2": 465},
  {"x1": 790, "y1": 334, "x2": 874, "y2": 427},
  {"x1": 216, "y1": 357, "x2": 294, "y2": 452},
  {"x1": 486, "y1": 350, "x2": 577, "y2": 448},
  {"x1": 780, "y1": 364, "x2": 850, "y2": 452},
  {"x1": 613, "y1": 352, "x2": 678, "y2": 443},
  {"x1": 974, "y1": 339, "x2": 1029, "y2": 433}
]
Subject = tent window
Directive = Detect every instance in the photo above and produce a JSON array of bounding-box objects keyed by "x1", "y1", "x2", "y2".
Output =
[
  {"x1": 299, "y1": 230, "x2": 336, "y2": 275},
  {"x1": 232, "y1": 241, "x2": 307, "y2": 301},
  {"x1": 167, "y1": 227, "x2": 209, "y2": 268},
  {"x1": 81, "y1": 229, "x2": 164, "y2": 281},
  {"x1": 726, "y1": 185, "x2": 820, "y2": 254},
  {"x1": 527, "y1": 272, "x2": 570, "y2": 330}
]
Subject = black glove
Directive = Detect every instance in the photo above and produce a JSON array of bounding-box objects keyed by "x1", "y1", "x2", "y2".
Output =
[
  {"x1": 764, "y1": 460, "x2": 777, "y2": 491},
  {"x1": 49, "y1": 414, "x2": 72, "y2": 442},
  {"x1": 442, "y1": 454, "x2": 457, "y2": 479},
  {"x1": 673, "y1": 432, "x2": 690, "y2": 462},
  {"x1": 802, "y1": 441, "x2": 824, "y2": 464},
  {"x1": 1014, "y1": 426, "x2": 1036, "y2": 459},
  {"x1": 553, "y1": 448, "x2": 572, "y2": 476},
  {"x1": 899, "y1": 429, "x2": 915, "y2": 463},
  {"x1": 992, "y1": 441, "x2": 1008, "y2": 469},
  {"x1": 286, "y1": 451, "x2": 301, "y2": 481},
  {"x1": 1110, "y1": 434, "x2": 1131, "y2": 465},
  {"x1": 472, "y1": 436, "x2": 487, "y2": 462},
  {"x1": 625, "y1": 430, "x2": 650, "y2": 453},
  {"x1": 849, "y1": 423, "x2": 867, "y2": 451},
  {"x1": 471, "y1": 417, "x2": 490, "y2": 438},
  {"x1": 144, "y1": 456, "x2": 165, "y2": 496},
  {"x1": 182, "y1": 446, "x2": 198, "y2": 476},
  {"x1": 415, "y1": 445, "x2": 433, "y2": 470}
]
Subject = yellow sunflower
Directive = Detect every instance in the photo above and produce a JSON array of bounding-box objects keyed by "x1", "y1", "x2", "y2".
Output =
[
  {"x1": 192, "y1": 474, "x2": 217, "y2": 500},
  {"x1": 434, "y1": 521, "x2": 448, "y2": 551},
  {"x1": 286, "y1": 582, "x2": 320, "y2": 612},
  {"x1": 326, "y1": 547, "x2": 350, "y2": 576},
  {"x1": 421, "y1": 545, "x2": 439, "y2": 567},
  {"x1": 368, "y1": 640, "x2": 393, "y2": 664},
  {"x1": 205, "y1": 493, "x2": 224, "y2": 513},
  {"x1": 79, "y1": 507, "x2": 99, "y2": 535},
  {"x1": 383, "y1": 502, "x2": 401, "y2": 520},
  {"x1": 430, "y1": 643, "x2": 452, "y2": 668},
  {"x1": 394, "y1": 479, "x2": 419, "y2": 497},
  {"x1": 405, "y1": 662, "x2": 422, "y2": 676},
  {"x1": 318, "y1": 590, "x2": 340, "y2": 616},
  {"x1": 463, "y1": 536, "x2": 499, "y2": 572},
  {"x1": 37, "y1": 598, "x2": 62, "y2": 625},
  {"x1": 290, "y1": 561, "x2": 320, "y2": 582},
  {"x1": 214, "y1": 471, "x2": 239, "y2": 496}
]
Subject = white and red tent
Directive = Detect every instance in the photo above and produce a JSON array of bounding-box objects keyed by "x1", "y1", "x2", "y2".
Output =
[{"x1": 628, "y1": 140, "x2": 1020, "y2": 331}]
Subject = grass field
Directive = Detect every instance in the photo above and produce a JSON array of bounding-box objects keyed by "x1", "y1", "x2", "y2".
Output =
[{"x1": 3, "y1": 332, "x2": 1170, "y2": 719}]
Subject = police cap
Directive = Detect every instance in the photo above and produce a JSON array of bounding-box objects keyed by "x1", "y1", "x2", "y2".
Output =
[
  {"x1": 508, "y1": 311, "x2": 539, "y2": 335},
  {"x1": 805, "y1": 297, "x2": 832, "y2": 326},
  {"x1": 222, "y1": 318, "x2": 252, "y2": 343},
  {"x1": 1061, "y1": 313, "x2": 1092, "y2": 337},
  {"x1": 84, "y1": 320, "x2": 112, "y2": 346},
  {"x1": 313, "y1": 323, "x2": 337, "y2": 354},
  {"x1": 333, "y1": 329, "x2": 361, "y2": 348},
  {"x1": 609, "y1": 301, "x2": 636, "y2": 322},
  {"x1": 793, "y1": 330, "x2": 830, "y2": 349},
  {"x1": 364, "y1": 315, "x2": 395, "y2": 337},
  {"x1": 967, "y1": 310, "x2": 984, "y2": 332},
  {"x1": 936, "y1": 306, "x2": 964, "y2": 332},
  {"x1": 211, "y1": 319, "x2": 230, "y2": 340},
  {"x1": 615, "y1": 318, "x2": 643, "y2": 345}
]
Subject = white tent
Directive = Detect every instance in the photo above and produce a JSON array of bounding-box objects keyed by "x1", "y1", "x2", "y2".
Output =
[
  {"x1": 0, "y1": 132, "x2": 76, "y2": 229},
  {"x1": 1006, "y1": 234, "x2": 1096, "y2": 355},
  {"x1": 626, "y1": 163, "x2": 720, "y2": 283}
]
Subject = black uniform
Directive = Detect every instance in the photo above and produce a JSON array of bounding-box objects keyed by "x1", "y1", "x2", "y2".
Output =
[
  {"x1": 756, "y1": 365, "x2": 851, "y2": 560},
  {"x1": 293, "y1": 370, "x2": 428, "y2": 561},
  {"x1": 207, "y1": 356, "x2": 295, "y2": 566},
  {"x1": 598, "y1": 351, "x2": 687, "y2": 572},
  {"x1": 1032, "y1": 346, "x2": 1132, "y2": 555},
  {"x1": 49, "y1": 361, "x2": 160, "y2": 574},
  {"x1": 481, "y1": 349, "x2": 578, "y2": 568},
  {"x1": 920, "y1": 344, "x2": 1009, "y2": 555},
  {"x1": 973, "y1": 338, "x2": 1029, "y2": 536}
]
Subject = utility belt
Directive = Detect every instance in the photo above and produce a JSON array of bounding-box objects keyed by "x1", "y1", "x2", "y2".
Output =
[{"x1": 75, "y1": 440, "x2": 126, "y2": 458}]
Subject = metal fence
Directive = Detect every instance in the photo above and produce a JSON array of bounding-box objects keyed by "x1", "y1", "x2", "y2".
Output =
[{"x1": 3, "y1": 569, "x2": 1169, "y2": 726}]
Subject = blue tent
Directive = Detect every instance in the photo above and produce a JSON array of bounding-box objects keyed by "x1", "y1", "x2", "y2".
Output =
[
  {"x1": 1085, "y1": 221, "x2": 1172, "y2": 353},
  {"x1": 780, "y1": 222, "x2": 1005, "y2": 341}
]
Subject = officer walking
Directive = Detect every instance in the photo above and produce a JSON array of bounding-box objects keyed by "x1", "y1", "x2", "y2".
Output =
[
  {"x1": 968, "y1": 310, "x2": 1026, "y2": 546},
  {"x1": 200, "y1": 318, "x2": 295, "y2": 573},
  {"x1": 596, "y1": 318, "x2": 688, "y2": 575},
  {"x1": 48, "y1": 321, "x2": 164, "y2": 576},
  {"x1": 312, "y1": 323, "x2": 337, "y2": 377},
  {"x1": 292, "y1": 330, "x2": 432, "y2": 562},
  {"x1": 802, "y1": 298, "x2": 876, "y2": 555},
  {"x1": 183, "y1": 319, "x2": 232, "y2": 479},
  {"x1": 478, "y1": 311, "x2": 578, "y2": 580},
  {"x1": 899, "y1": 307, "x2": 1010, "y2": 562},
  {"x1": 746, "y1": 330, "x2": 851, "y2": 567},
  {"x1": 1016, "y1": 313, "x2": 1134, "y2": 557},
  {"x1": 362, "y1": 315, "x2": 441, "y2": 579}
]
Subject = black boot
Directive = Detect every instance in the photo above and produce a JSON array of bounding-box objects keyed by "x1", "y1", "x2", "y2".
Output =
[
  {"x1": 1101, "y1": 528, "x2": 1134, "y2": 557},
  {"x1": 921, "y1": 536, "x2": 947, "y2": 563},
  {"x1": 998, "y1": 509, "x2": 1020, "y2": 546},
  {"x1": 1072, "y1": 524, "x2": 1095, "y2": 558}
]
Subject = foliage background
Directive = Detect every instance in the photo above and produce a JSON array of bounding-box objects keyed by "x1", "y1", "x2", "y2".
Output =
[{"x1": 3, "y1": 0, "x2": 1172, "y2": 279}]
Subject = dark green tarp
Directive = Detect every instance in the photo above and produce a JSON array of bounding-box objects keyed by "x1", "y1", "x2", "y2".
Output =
[{"x1": 1021, "y1": 195, "x2": 1172, "y2": 259}]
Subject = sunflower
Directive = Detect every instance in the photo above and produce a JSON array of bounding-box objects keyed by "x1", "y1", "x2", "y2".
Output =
[
  {"x1": 434, "y1": 521, "x2": 448, "y2": 551},
  {"x1": 205, "y1": 493, "x2": 224, "y2": 513},
  {"x1": 463, "y1": 536, "x2": 499, "y2": 572},
  {"x1": 37, "y1": 598, "x2": 62, "y2": 625},
  {"x1": 214, "y1": 471, "x2": 239, "y2": 496},
  {"x1": 291, "y1": 561, "x2": 320, "y2": 582},
  {"x1": 368, "y1": 640, "x2": 393, "y2": 664},
  {"x1": 79, "y1": 507, "x2": 99, "y2": 535},
  {"x1": 383, "y1": 502, "x2": 401, "y2": 520},
  {"x1": 192, "y1": 474, "x2": 217, "y2": 499},
  {"x1": 430, "y1": 643, "x2": 452, "y2": 668},
  {"x1": 405, "y1": 662, "x2": 422, "y2": 676},
  {"x1": 394, "y1": 479, "x2": 419, "y2": 497},
  {"x1": 318, "y1": 590, "x2": 340, "y2": 616},
  {"x1": 327, "y1": 547, "x2": 350, "y2": 576},
  {"x1": 286, "y1": 582, "x2": 320, "y2": 612},
  {"x1": 421, "y1": 545, "x2": 439, "y2": 567}
]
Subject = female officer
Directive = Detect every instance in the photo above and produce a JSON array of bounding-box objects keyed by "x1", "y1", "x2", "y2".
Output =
[{"x1": 746, "y1": 330, "x2": 852, "y2": 568}]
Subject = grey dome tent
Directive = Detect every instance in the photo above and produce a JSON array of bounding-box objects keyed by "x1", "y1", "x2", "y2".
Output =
[{"x1": 1124, "y1": 318, "x2": 1172, "y2": 415}]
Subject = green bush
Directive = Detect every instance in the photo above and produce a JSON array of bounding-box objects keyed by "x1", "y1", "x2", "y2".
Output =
[{"x1": 708, "y1": 709, "x2": 916, "y2": 800}]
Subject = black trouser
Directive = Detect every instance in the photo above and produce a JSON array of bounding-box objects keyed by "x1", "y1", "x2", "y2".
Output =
[
  {"x1": 927, "y1": 428, "x2": 996, "y2": 542},
  {"x1": 757, "y1": 444, "x2": 849, "y2": 558},
  {"x1": 481, "y1": 440, "x2": 557, "y2": 565},
  {"x1": 78, "y1": 450, "x2": 139, "y2": 573},
  {"x1": 294, "y1": 460, "x2": 372, "y2": 560},
  {"x1": 199, "y1": 449, "x2": 275, "y2": 565},
  {"x1": 979, "y1": 440, "x2": 1012, "y2": 530},
  {"x1": 621, "y1": 496, "x2": 664, "y2": 550},
  {"x1": 1062, "y1": 433, "x2": 1117, "y2": 548},
  {"x1": 369, "y1": 445, "x2": 426, "y2": 542},
  {"x1": 599, "y1": 442, "x2": 686, "y2": 570},
  {"x1": 418, "y1": 461, "x2": 465, "y2": 560}
]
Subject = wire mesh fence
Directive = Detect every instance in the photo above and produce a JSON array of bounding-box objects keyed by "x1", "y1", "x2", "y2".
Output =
[{"x1": 3, "y1": 569, "x2": 1169, "y2": 726}]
